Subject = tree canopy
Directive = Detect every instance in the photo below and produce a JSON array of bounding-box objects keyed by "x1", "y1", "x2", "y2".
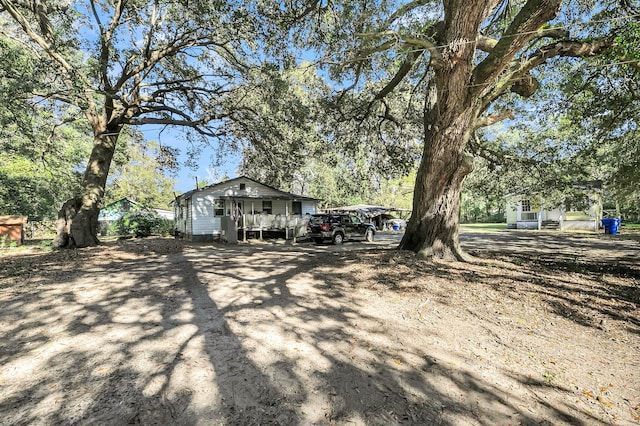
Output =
[
  {"x1": 104, "y1": 134, "x2": 176, "y2": 209},
  {"x1": 0, "y1": 32, "x2": 90, "y2": 219},
  {"x1": 260, "y1": 0, "x2": 638, "y2": 258},
  {"x1": 0, "y1": 0, "x2": 276, "y2": 247},
  {"x1": 1, "y1": 0, "x2": 639, "y2": 253}
]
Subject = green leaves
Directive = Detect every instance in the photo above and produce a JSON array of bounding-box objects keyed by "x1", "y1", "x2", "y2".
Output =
[
  {"x1": 104, "y1": 135, "x2": 176, "y2": 209},
  {"x1": 611, "y1": 21, "x2": 640, "y2": 74},
  {"x1": 111, "y1": 210, "x2": 172, "y2": 237}
]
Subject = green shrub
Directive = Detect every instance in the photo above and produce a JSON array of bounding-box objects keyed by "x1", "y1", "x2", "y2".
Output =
[
  {"x1": 113, "y1": 210, "x2": 172, "y2": 238},
  {"x1": 0, "y1": 235, "x2": 17, "y2": 248}
]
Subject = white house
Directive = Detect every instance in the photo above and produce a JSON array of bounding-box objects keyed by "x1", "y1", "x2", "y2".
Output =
[
  {"x1": 505, "y1": 181, "x2": 604, "y2": 231},
  {"x1": 173, "y1": 176, "x2": 319, "y2": 242}
]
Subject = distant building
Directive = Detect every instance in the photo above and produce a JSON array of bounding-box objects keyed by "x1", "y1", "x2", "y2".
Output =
[
  {"x1": 505, "y1": 181, "x2": 604, "y2": 231},
  {"x1": 98, "y1": 198, "x2": 174, "y2": 232},
  {"x1": 0, "y1": 215, "x2": 27, "y2": 246}
]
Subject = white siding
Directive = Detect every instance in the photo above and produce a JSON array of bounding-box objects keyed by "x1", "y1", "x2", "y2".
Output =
[
  {"x1": 506, "y1": 198, "x2": 517, "y2": 225},
  {"x1": 547, "y1": 209, "x2": 563, "y2": 221},
  {"x1": 199, "y1": 177, "x2": 285, "y2": 199},
  {"x1": 191, "y1": 194, "x2": 224, "y2": 235},
  {"x1": 271, "y1": 200, "x2": 289, "y2": 215},
  {"x1": 186, "y1": 199, "x2": 192, "y2": 235},
  {"x1": 178, "y1": 177, "x2": 318, "y2": 239},
  {"x1": 301, "y1": 201, "x2": 316, "y2": 215}
]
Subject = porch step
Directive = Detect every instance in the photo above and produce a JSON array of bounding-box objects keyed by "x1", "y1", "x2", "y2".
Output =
[{"x1": 541, "y1": 220, "x2": 560, "y2": 230}]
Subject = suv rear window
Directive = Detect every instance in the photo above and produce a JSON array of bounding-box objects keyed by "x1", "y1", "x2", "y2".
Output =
[{"x1": 310, "y1": 214, "x2": 342, "y2": 224}]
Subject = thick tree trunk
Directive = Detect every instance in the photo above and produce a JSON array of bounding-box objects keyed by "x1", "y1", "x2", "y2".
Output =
[
  {"x1": 398, "y1": 112, "x2": 475, "y2": 260},
  {"x1": 397, "y1": 3, "x2": 487, "y2": 260},
  {"x1": 54, "y1": 128, "x2": 119, "y2": 248}
]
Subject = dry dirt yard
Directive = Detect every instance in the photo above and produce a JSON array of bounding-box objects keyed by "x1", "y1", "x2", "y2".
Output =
[{"x1": 0, "y1": 230, "x2": 638, "y2": 425}]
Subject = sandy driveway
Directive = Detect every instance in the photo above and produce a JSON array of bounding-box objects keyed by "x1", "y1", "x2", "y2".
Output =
[{"x1": 0, "y1": 231, "x2": 638, "y2": 425}]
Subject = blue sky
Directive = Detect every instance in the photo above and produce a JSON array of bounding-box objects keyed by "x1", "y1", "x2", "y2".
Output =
[{"x1": 143, "y1": 127, "x2": 241, "y2": 193}]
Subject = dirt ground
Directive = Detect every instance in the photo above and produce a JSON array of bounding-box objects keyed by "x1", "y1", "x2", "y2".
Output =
[{"x1": 0, "y1": 230, "x2": 638, "y2": 425}]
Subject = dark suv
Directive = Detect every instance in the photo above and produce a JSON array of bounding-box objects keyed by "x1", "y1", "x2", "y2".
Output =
[{"x1": 306, "y1": 214, "x2": 375, "y2": 245}]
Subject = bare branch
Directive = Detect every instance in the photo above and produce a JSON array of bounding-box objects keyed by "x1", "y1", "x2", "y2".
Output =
[
  {"x1": 479, "y1": 34, "x2": 614, "y2": 111},
  {"x1": 473, "y1": 110, "x2": 514, "y2": 130},
  {"x1": 477, "y1": 25, "x2": 569, "y2": 53},
  {"x1": 380, "y1": 0, "x2": 430, "y2": 30},
  {"x1": 472, "y1": 0, "x2": 562, "y2": 93},
  {"x1": 374, "y1": 50, "x2": 424, "y2": 100},
  {"x1": 355, "y1": 30, "x2": 443, "y2": 65}
]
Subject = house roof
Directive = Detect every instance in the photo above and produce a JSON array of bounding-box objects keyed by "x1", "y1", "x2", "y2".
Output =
[
  {"x1": 101, "y1": 198, "x2": 140, "y2": 210},
  {"x1": 323, "y1": 204, "x2": 410, "y2": 218},
  {"x1": 503, "y1": 180, "x2": 604, "y2": 198},
  {"x1": 0, "y1": 215, "x2": 28, "y2": 225},
  {"x1": 174, "y1": 176, "x2": 320, "y2": 202},
  {"x1": 98, "y1": 198, "x2": 173, "y2": 221}
]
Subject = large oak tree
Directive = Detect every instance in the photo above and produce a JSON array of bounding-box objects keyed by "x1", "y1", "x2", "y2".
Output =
[
  {"x1": 0, "y1": 0, "x2": 261, "y2": 247},
  {"x1": 281, "y1": 0, "x2": 632, "y2": 259}
]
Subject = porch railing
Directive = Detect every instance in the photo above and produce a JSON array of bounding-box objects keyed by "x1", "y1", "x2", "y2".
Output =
[
  {"x1": 239, "y1": 214, "x2": 310, "y2": 239},
  {"x1": 520, "y1": 212, "x2": 538, "y2": 221}
]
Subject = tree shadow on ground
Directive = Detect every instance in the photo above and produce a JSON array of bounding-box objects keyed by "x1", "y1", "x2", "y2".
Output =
[
  {"x1": 458, "y1": 232, "x2": 640, "y2": 334},
  {"x1": 0, "y1": 235, "x2": 636, "y2": 424}
]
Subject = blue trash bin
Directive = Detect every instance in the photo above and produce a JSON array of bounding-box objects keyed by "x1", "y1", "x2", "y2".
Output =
[
  {"x1": 611, "y1": 218, "x2": 621, "y2": 234},
  {"x1": 602, "y1": 218, "x2": 621, "y2": 235}
]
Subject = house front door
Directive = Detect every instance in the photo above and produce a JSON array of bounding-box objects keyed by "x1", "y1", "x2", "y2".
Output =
[{"x1": 232, "y1": 201, "x2": 244, "y2": 220}]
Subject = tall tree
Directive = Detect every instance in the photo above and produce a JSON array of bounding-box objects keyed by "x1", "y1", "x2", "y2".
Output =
[
  {"x1": 0, "y1": 0, "x2": 262, "y2": 247},
  {"x1": 104, "y1": 134, "x2": 177, "y2": 209},
  {"x1": 277, "y1": 0, "x2": 631, "y2": 259},
  {"x1": 235, "y1": 62, "x2": 422, "y2": 205},
  {"x1": 560, "y1": 19, "x2": 640, "y2": 219},
  {"x1": 0, "y1": 32, "x2": 90, "y2": 219}
]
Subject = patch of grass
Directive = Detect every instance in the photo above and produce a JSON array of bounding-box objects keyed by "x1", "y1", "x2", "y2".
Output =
[
  {"x1": 0, "y1": 235, "x2": 18, "y2": 249},
  {"x1": 460, "y1": 223, "x2": 507, "y2": 232},
  {"x1": 617, "y1": 222, "x2": 640, "y2": 241}
]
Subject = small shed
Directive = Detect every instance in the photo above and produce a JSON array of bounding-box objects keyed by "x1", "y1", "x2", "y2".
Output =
[{"x1": 0, "y1": 215, "x2": 27, "y2": 246}]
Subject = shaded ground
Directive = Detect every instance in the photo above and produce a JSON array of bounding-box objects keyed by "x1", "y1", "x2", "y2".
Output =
[{"x1": 0, "y1": 231, "x2": 638, "y2": 425}]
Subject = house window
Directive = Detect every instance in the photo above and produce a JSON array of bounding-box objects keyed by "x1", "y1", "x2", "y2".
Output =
[
  {"x1": 213, "y1": 200, "x2": 224, "y2": 216},
  {"x1": 239, "y1": 183, "x2": 246, "y2": 190},
  {"x1": 520, "y1": 199, "x2": 537, "y2": 220},
  {"x1": 292, "y1": 201, "x2": 302, "y2": 215},
  {"x1": 262, "y1": 200, "x2": 272, "y2": 214}
]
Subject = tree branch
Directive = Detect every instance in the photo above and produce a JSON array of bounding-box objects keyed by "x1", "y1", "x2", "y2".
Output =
[
  {"x1": 479, "y1": 36, "x2": 615, "y2": 111},
  {"x1": 380, "y1": 0, "x2": 430, "y2": 30},
  {"x1": 476, "y1": 26, "x2": 568, "y2": 53},
  {"x1": 0, "y1": 0, "x2": 99, "y2": 120},
  {"x1": 354, "y1": 29, "x2": 444, "y2": 66},
  {"x1": 473, "y1": 110, "x2": 514, "y2": 130},
  {"x1": 472, "y1": 0, "x2": 562, "y2": 93},
  {"x1": 374, "y1": 50, "x2": 424, "y2": 100}
]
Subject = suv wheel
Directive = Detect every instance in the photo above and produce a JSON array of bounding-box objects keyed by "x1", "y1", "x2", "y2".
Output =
[
  {"x1": 364, "y1": 229, "x2": 374, "y2": 242},
  {"x1": 332, "y1": 232, "x2": 344, "y2": 245}
]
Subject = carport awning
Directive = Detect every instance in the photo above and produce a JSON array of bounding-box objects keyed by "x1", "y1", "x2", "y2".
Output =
[
  {"x1": 323, "y1": 205, "x2": 410, "y2": 218},
  {"x1": 217, "y1": 195, "x2": 316, "y2": 201}
]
